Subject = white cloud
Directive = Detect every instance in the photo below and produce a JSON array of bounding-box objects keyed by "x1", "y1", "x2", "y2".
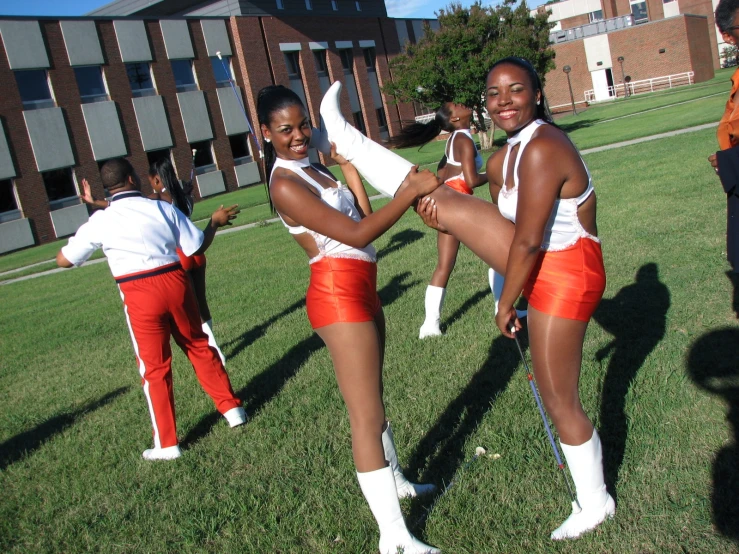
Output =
[{"x1": 385, "y1": 0, "x2": 431, "y2": 18}]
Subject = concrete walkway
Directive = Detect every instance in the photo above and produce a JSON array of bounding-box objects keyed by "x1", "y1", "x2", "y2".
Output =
[{"x1": 0, "y1": 121, "x2": 718, "y2": 286}]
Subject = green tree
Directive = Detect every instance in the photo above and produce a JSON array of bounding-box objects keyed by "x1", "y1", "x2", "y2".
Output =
[{"x1": 383, "y1": 0, "x2": 555, "y2": 149}]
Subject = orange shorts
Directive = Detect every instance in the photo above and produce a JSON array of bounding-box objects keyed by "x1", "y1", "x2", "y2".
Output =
[
  {"x1": 176, "y1": 248, "x2": 206, "y2": 272},
  {"x1": 306, "y1": 257, "x2": 382, "y2": 329},
  {"x1": 523, "y1": 238, "x2": 606, "y2": 322},
  {"x1": 444, "y1": 176, "x2": 473, "y2": 195}
]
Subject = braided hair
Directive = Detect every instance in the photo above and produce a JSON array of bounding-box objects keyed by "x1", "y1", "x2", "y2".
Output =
[
  {"x1": 148, "y1": 158, "x2": 193, "y2": 217},
  {"x1": 386, "y1": 103, "x2": 455, "y2": 149}
]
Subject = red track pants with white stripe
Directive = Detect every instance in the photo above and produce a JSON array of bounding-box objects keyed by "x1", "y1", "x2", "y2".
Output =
[{"x1": 118, "y1": 267, "x2": 241, "y2": 449}]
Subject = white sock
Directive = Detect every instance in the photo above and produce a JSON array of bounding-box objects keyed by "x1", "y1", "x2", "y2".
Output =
[
  {"x1": 551, "y1": 429, "x2": 615, "y2": 540},
  {"x1": 419, "y1": 285, "x2": 446, "y2": 338},
  {"x1": 202, "y1": 319, "x2": 226, "y2": 366},
  {"x1": 488, "y1": 268, "x2": 527, "y2": 318},
  {"x1": 382, "y1": 422, "x2": 437, "y2": 498}
]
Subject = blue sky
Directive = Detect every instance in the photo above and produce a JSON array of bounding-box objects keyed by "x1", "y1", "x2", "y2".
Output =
[{"x1": 0, "y1": 0, "x2": 550, "y2": 19}]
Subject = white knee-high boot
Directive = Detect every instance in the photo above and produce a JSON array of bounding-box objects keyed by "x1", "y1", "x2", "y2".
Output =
[
  {"x1": 551, "y1": 429, "x2": 615, "y2": 540},
  {"x1": 357, "y1": 466, "x2": 440, "y2": 554},
  {"x1": 419, "y1": 285, "x2": 446, "y2": 339},
  {"x1": 202, "y1": 319, "x2": 226, "y2": 366},
  {"x1": 487, "y1": 268, "x2": 527, "y2": 318},
  {"x1": 382, "y1": 423, "x2": 437, "y2": 498},
  {"x1": 320, "y1": 82, "x2": 414, "y2": 198}
]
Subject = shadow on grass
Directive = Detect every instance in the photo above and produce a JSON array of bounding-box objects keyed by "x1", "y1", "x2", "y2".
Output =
[
  {"x1": 376, "y1": 229, "x2": 425, "y2": 261},
  {"x1": 378, "y1": 272, "x2": 421, "y2": 307},
  {"x1": 727, "y1": 271, "x2": 739, "y2": 318},
  {"x1": 0, "y1": 386, "x2": 131, "y2": 470},
  {"x1": 181, "y1": 333, "x2": 325, "y2": 449},
  {"x1": 687, "y1": 327, "x2": 739, "y2": 543},
  {"x1": 406, "y1": 332, "x2": 524, "y2": 538},
  {"x1": 442, "y1": 288, "x2": 490, "y2": 333},
  {"x1": 222, "y1": 298, "x2": 306, "y2": 359},
  {"x1": 592, "y1": 263, "x2": 670, "y2": 501}
]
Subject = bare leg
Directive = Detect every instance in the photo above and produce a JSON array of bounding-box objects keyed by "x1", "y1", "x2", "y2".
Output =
[
  {"x1": 316, "y1": 321, "x2": 386, "y2": 471},
  {"x1": 527, "y1": 306, "x2": 615, "y2": 539},
  {"x1": 428, "y1": 185, "x2": 515, "y2": 274},
  {"x1": 527, "y1": 306, "x2": 592, "y2": 444},
  {"x1": 430, "y1": 231, "x2": 460, "y2": 288}
]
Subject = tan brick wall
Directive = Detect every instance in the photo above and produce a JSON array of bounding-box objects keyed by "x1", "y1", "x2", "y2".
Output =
[{"x1": 678, "y1": 0, "x2": 720, "y2": 68}]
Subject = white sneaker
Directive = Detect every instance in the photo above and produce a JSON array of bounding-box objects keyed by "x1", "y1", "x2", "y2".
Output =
[
  {"x1": 223, "y1": 407, "x2": 247, "y2": 428},
  {"x1": 142, "y1": 445, "x2": 182, "y2": 461},
  {"x1": 550, "y1": 495, "x2": 615, "y2": 540}
]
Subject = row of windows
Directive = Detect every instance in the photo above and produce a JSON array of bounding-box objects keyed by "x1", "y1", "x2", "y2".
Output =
[
  {"x1": 14, "y1": 56, "x2": 233, "y2": 110},
  {"x1": 0, "y1": 130, "x2": 253, "y2": 220},
  {"x1": 275, "y1": 0, "x2": 360, "y2": 11}
]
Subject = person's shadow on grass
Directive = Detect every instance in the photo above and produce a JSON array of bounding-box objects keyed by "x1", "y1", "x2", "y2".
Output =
[
  {"x1": 405, "y1": 332, "x2": 524, "y2": 538},
  {"x1": 0, "y1": 386, "x2": 130, "y2": 470},
  {"x1": 376, "y1": 229, "x2": 424, "y2": 261},
  {"x1": 592, "y1": 262, "x2": 670, "y2": 500},
  {"x1": 687, "y1": 327, "x2": 739, "y2": 543},
  {"x1": 223, "y1": 298, "x2": 306, "y2": 360}
]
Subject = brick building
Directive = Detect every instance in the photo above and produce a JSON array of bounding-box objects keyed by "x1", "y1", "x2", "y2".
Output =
[
  {"x1": 534, "y1": 0, "x2": 717, "y2": 108},
  {"x1": 0, "y1": 0, "x2": 438, "y2": 252}
]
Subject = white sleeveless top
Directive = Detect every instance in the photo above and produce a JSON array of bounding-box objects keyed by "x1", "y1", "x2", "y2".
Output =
[
  {"x1": 498, "y1": 119, "x2": 599, "y2": 252},
  {"x1": 270, "y1": 156, "x2": 376, "y2": 264},
  {"x1": 445, "y1": 129, "x2": 483, "y2": 172}
]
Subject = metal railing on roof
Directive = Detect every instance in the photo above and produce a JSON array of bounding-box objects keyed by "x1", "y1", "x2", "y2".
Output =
[{"x1": 550, "y1": 15, "x2": 634, "y2": 44}]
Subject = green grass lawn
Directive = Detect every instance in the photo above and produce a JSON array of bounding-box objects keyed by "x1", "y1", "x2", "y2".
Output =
[{"x1": 1, "y1": 124, "x2": 737, "y2": 552}]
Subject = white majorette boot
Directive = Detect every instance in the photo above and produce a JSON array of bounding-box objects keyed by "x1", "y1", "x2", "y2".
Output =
[
  {"x1": 419, "y1": 285, "x2": 446, "y2": 339},
  {"x1": 320, "y1": 81, "x2": 414, "y2": 198},
  {"x1": 357, "y1": 466, "x2": 441, "y2": 554},
  {"x1": 550, "y1": 429, "x2": 615, "y2": 540},
  {"x1": 488, "y1": 268, "x2": 528, "y2": 319},
  {"x1": 310, "y1": 124, "x2": 332, "y2": 155},
  {"x1": 223, "y1": 406, "x2": 247, "y2": 428},
  {"x1": 382, "y1": 422, "x2": 437, "y2": 499},
  {"x1": 202, "y1": 319, "x2": 226, "y2": 366},
  {"x1": 142, "y1": 444, "x2": 182, "y2": 461}
]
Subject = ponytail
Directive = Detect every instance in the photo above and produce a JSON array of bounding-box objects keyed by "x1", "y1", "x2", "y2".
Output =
[
  {"x1": 262, "y1": 140, "x2": 277, "y2": 213},
  {"x1": 149, "y1": 158, "x2": 192, "y2": 217},
  {"x1": 386, "y1": 104, "x2": 455, "y2": 149}
]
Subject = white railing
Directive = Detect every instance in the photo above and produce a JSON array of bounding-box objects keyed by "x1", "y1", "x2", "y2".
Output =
[{"x1": 584, "y1": 71, "x2": 694, "y2": 102}]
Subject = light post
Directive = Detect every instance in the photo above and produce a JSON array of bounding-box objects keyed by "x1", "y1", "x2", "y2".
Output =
[
  {"x1": 563, "y1": 65, "x2": 577, "y2": 115},
  {"x1": 617, "y1": 56, "x2": 628, "y2": 98}
]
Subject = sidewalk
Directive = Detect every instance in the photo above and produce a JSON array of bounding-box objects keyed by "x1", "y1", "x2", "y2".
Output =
[{"x1": 0, "y1": 121, "x2": 718, "y2": 286}]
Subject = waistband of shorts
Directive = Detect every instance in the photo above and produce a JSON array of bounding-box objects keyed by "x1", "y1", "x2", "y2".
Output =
[{"x1": 115, "y1": 262, "x2": 182, "y2": 284}]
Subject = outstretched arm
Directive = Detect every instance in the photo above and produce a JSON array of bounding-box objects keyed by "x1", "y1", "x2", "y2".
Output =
[
  {"x1": 330, "y1": 143, "x2": 373, "y2": 217},
  {"x1": 79, "y1": 178, "x2": 109, "y2": 211},
  {"x1": 193, "y1": 205, "x2": 239, "y2": 256},
  {"x1": 271, "y1": 167, "x2": 439, "y2": 249}
]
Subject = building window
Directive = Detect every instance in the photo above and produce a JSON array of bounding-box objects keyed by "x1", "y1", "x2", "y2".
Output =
[
  {"x1": 127, "y1": 62, "x2": 156, "y2": 97},
  {"x1": 284, "y1": 51, "x2": 301, "y2": 78},
  {"x1": 15, "y1": 69, "x2": 55, "y2": 110},
  {"x1": 74, "y1": 66, "x2": 109, "y2": 103},
  {"x1": 0, "y1": 179, "x2": 21, "y2": 223},
  {"x1": 663, "y1": 0, "x2": 675, "y2": 3},
  {"x1": 305, "y1": 0, "x2": 313, "y2": 9},
  {"x1": 355, "y1": 1, "x2": 361, "y2": 11},
  {"x1": 191, "y1": 141, "x2": 216, "y2": 175},
  {"x1": 589, "y1": 10, "x2": 604, "y2": 23},
  {"x1": 340, "y1": 49, "x2": 353, "y2": 73},
  {"x1": 363, "y1": 47, "x2": 376, "y2": 69},
  {"x1": 211, "y1": 56, "x2": 232, "y2": 88},
  {"x1": 376, "y1": 108, "x2": 387, "y2": 131},
  {"x1": 314, "y1": 50, "x2": 328, "y2": 77},
  {"x1": 352, "y1": 112, "x2": 366, "y2": 134},
  {"x1": 630, "y1": 0, "x2": 648, "y2": 23},
  {"x1": 229, "y1": 134, "x2": 253, "y2": 166},
  {"x1": 276, "y1": 0, "x2": 284, "y2": 9},
  {"x1": 171, "y1": 59, "x2": 198, "y2": 93},
  {"x1": 43, "y1": 168, "x2": 80, "y2": 210},
  {"x1": 331, "y1": 0, "x2": 338, "y2": 10}
]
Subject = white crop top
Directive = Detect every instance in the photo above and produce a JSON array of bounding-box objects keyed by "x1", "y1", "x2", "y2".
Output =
[
  {"x1": 445, "y1": 129, "x2": 483, "y2": 172},
  {"x1": 270, "y1": 156, "x2": 376, "y2": 264},
  {"x1": 498, "y1": 119, "x2": 599, "y2": 252}
]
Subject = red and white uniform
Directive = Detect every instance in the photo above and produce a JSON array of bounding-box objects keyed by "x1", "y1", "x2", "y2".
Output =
[{"x1": 62, "y1": 191, "x2": 241, "y2": 449}]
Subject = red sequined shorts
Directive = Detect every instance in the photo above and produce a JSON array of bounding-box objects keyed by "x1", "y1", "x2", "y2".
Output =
[
  {"x1": 523, "y1": 238, "x2": 606, "y2": 322},
  {"x1": 306, "y1": 257, "x2": 382, "y2": 329}
]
